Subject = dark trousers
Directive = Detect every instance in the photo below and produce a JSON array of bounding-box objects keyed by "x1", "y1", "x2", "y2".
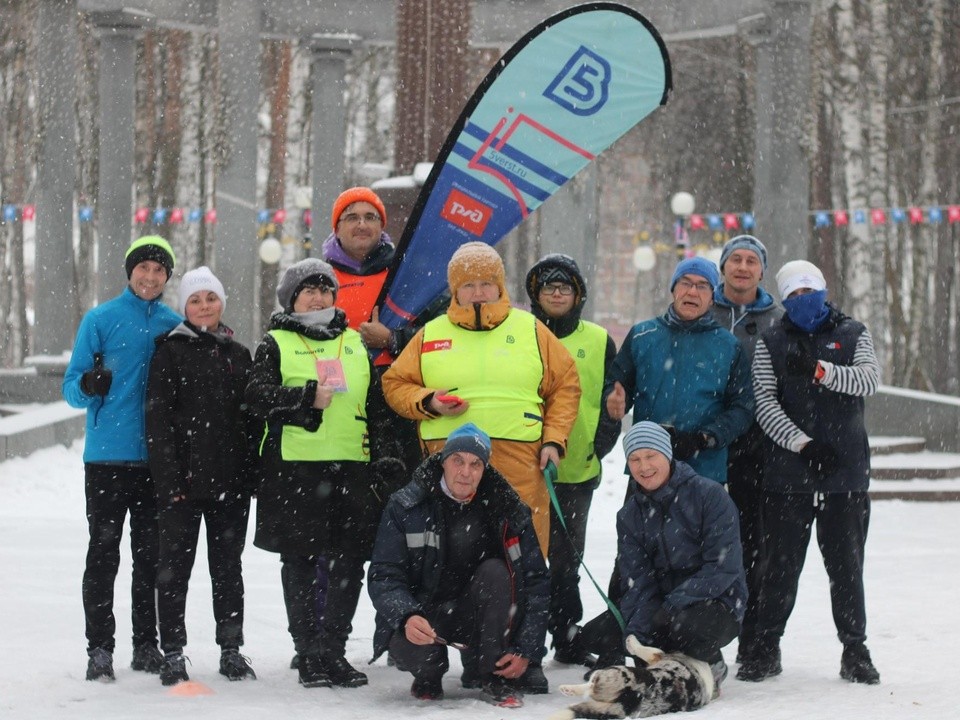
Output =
[
  {"x1": 548, "y1": 477, "x2": 599, "y2": 643},
  {"x1": 281, "y1": 479, "x2": 379, "y2": 658},
  {"x1": 389, "y1": 559, "x2": 513, "y2": 680},
  {"x1": 157, "y1": 496, "x2": 250, "y2": 653},
  {"x1": 725, "y1": 428, "x2": 766, "y2": 647},
  {"x1": 83, "y1": 463, "x2": 159, "y2": 653},
  {"x1": 583, "y1": 599, "x2": 739, "y2": 664},
  {"x1": 755, "y1": 492, "x2": 870, "y2": 646}
]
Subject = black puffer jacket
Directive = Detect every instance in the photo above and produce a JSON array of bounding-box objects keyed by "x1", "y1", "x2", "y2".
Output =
[
  {"x1": 146, "y1": 322, "x2": 258, "y2": 504},
  {"x1": 367, "y1": 453, "x2": 550, "y2": 661}
]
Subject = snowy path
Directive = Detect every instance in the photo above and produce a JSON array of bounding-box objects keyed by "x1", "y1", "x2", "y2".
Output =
[{"x1": 0, "y1": 442, "x2": 954, "y2": 719}]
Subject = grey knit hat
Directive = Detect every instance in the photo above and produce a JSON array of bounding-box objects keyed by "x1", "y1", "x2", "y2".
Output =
[
  {"x1": 277, "y1": 258, "x2": 339, "y2": 312},
  {"x1": 622, "y1": 421, "x2": 673, "y2": 461},
  {"x1": 719, "y1": 235, "x2": 768, "y2": 272}
]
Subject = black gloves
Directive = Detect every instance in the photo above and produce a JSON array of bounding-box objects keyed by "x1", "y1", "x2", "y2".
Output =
[
  {"x1": 664, "y1": 426, "x2": 714, "y2": 460},
  {"x1": 785, "y1": 349, "x2": 819, "y2": 378},
  {"x1": 81, "y1": 353, "x2": 112, "y2": 397},
  {"x1": 800, "y1": 440, "x2": 839, "y2": 473}
]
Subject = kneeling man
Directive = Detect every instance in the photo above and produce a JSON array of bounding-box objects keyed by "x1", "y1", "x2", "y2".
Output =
[
  {"x1": 616, "y1": 422, "x2": 747, "y2": 695},
  {"x1": 368, "y1": 423, "x2": 549, "y2": 708}
]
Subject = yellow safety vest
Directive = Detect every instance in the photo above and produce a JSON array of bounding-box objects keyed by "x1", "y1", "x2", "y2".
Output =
[
  {"x1": 556, "y1": 321, "x2": 607, "y2": 483},
  {"x1": 419, "y1": 310, "x2": 544, "y2": 442},
  {"x1": 266, "y1": 328, "x2": 370, "y2": 462}
]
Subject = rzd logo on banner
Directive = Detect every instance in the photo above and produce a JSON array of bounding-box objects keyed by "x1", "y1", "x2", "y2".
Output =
[
  {"x1": 543, "y1": 45, "x2": 611, "y2": 116},
  {"x1": 441, "y1": 189, "x2": 492, "y2": 236}
]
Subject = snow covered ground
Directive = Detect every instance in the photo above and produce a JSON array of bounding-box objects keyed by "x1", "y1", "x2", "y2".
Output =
[{"x1": 1, "y1": 440, "x2": 955, "y2": 719}]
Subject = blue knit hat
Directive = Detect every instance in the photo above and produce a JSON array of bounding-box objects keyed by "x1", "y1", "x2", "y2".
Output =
[
  {"x1": 622, "y1": 421, "x2": 673, "y2": 461},
  {"x1": 670, "y1": 257, "x2": 720, "y2": 292},
  {"x1": 441, "y1": 422, "x2": 492, "y2": 465},
  {"x1": 719, "y1": 235, "x2": 768, "y2": 272}
]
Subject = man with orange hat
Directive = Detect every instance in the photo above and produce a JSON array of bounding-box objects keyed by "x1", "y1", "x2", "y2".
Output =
[{"x1": 382, "y1": 242, "x2": 581, "y2": 694}]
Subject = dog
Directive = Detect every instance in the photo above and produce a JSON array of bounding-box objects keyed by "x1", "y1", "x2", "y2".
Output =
[{"x1": 548, "y1": 636, "x2": 714, "y2": 719}]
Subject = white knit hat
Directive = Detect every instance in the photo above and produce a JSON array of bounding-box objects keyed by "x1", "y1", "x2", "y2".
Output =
[
  {"x1": 178, "y1": 265, "x2": 226, "y2": 315},
  {"x1": 776, "y1": 260, "x2": 826, "y2": 300}
]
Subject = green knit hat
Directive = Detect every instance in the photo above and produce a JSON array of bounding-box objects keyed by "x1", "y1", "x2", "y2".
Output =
[{"x1": 125, "y1": 236, "x2": 176, "y2": 278}]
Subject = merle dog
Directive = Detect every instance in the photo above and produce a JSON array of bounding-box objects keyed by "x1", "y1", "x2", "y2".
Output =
[{"x1": 548, "y1": 636, "x2": 714, "y2": 719}]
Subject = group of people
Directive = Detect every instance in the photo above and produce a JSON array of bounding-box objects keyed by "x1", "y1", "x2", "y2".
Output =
[{"x1": 63, "y1": 184, "x2": 881, "y2": 709}]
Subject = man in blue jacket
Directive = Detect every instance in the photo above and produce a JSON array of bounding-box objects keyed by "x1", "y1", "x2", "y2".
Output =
[
  {"x1": 617, "y1": 422, "x2": 746, "y2": 694},
  {"x1": 63, "y1": 236, "x2": 181, "y2": 682},
  {"x1": 367, "y1": 423, "x2": 549, "y2": 709},
  {"x1": 605, "y1": 256, "x2": 754, "y2": 484}
]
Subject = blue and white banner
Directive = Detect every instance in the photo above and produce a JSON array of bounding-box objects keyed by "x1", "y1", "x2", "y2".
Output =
[{"x1": 377, "y1": 2, "x2": 672, "y2": 328}]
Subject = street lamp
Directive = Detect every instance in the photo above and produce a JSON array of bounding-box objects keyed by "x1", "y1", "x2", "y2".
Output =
[{"x1": 670, "y1": 191, "x2": 695, "y2": 257}]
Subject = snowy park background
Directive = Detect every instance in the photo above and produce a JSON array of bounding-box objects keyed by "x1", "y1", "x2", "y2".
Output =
[{"x1": 1, "y1": 439, "x2": 956, "y2": 719}]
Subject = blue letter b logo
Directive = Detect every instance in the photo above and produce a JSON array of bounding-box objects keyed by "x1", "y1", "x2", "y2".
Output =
[{"x1": 543, "y1": 46, "x2": 611, "y2": 116}]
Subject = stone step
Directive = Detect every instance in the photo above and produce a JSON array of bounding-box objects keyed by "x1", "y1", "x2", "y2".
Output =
[
  {"x1": 870, "y1": 450, "x2": 960, "y2": 481},
  {"x1": 869, "y1": 436, "x2": 927, "y2": 455}
]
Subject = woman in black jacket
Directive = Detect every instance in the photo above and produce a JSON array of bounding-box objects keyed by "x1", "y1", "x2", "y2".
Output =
[
  {"x1": 146, "y1": 266, "x2": 258, "y2": 686},
  {"x1": 245, "y1": 258, "x2": 400, "y2": 690}
]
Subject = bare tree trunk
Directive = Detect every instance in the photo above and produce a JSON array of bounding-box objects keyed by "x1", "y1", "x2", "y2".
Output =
[
  {"x1": 260, "y1": 40, "x2": 291, "y2": 333},
  {"x1": 0, "y1": 0, "x2": 37, "y2": 366},
  {"x1": 75, "y1": 15, "x2": 97, "y2": 314}
]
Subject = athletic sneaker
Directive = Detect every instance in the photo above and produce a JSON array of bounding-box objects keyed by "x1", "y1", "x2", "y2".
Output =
[
  {"x1": 86, "y1": 648, "x2": 115, "y2": 682},
  {"x1": 298, "y1": 654, "x2": 332, "y2": 688},
  {"x1": 411, "y1": 676, "x2": 444, "y2": 700},
  {"x1": 517, "y1": 662, "x2": 548, "y2": 694},
  {"x1": 219, "y1": 649, "x2": 256, "y2": 681},
  {"x1": 159, "y1": 652, "x2": 189, "y2": 686},
  {"x1": 480, "y1": 677, "x2": 524, "y2": 709},
  {"x1": 322, "y1": 654, "x2": 368, "y2": 687},
  {"x1": 840, "y1": 643, "x2": 880, "y2": 684},
  {"x1": 736, "y1": 639, "x2": 782, "y2": 682},
  {"x1": 131, "y1": 642, "x2": 163, "y2": 673}
]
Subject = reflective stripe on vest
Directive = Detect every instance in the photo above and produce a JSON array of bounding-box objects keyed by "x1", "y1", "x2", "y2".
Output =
[
  {"x1": 557, "y1": 321, "x2": 606, "y2": 483},
  {"x1": 267, "y1": 328, "x2": 370, "y2": 462},
  {"x1": 419, "y1": 310, "x2": 544, "y2": 442},
  {"x1": 332, "y1": 267, "x2": 387, "y2": 330}
]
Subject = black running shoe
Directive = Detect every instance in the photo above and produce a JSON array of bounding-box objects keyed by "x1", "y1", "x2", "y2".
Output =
[
  {"x1": 322, "y1": 654, "x2": 368, "y2": 688},
  {"x1": 86, "y1": 648, "x2": 115, "y2": 682},
  {"x1": 159, "y1": 652, "x2": 190, "y2": 686},
  {"x1": 840, "y1": 643, "x2": 880, "y2": 685},
  {"x1": 220, "y1": 649, "x2": 256, "y2": 681},
  {"x1": 131, "y1": 642, "x2": 163, "y2": 674}
]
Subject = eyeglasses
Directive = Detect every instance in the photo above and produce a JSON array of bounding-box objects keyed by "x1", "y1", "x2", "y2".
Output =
[
  {"x1": 674, "y1": 278, "x2": 712, "y2": 294},
  {"x1": 339, "y1": 212, "x2": 381, "y2": 225},
  {"x1": 539, "y1": 283, "x2": 574, "y2": 296}
]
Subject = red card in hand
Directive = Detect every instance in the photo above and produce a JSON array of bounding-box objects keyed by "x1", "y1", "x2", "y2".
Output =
[{"x1": 436, "y1": 393, "x2": 463, "y2": 406}]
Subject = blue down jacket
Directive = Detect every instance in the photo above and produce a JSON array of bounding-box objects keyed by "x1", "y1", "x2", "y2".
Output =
[
  {"x1": 617, "y1": 461, "x2": 747, "y2": 644},
  {"x1": 367, "y1": 453, "x2": 549, "y2": 661},
  {"x1": 606, "y1": 308, "x2": 754, "y2": 483}
]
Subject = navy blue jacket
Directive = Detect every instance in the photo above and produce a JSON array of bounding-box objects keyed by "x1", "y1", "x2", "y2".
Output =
[
  {"x1": 367, "y1": 453, "x2": 549, "y2": 661},
  {"x1": 617, "y1": 461, "x2": 747, "y2": 644},
  {"x1": 605, "y1": 308, "x2": 754, "y2": 482}
]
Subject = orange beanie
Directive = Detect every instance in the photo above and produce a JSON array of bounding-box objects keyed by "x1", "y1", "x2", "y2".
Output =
[
  {"x1": 447, "y1": 242, "x2": 506, "y2": 297},
  {"x1": 331, "y1": 187, "x2": 387, "y2": 232}
]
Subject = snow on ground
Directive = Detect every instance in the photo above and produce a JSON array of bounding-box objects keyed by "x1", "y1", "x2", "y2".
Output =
[{"x1": 0, "y1": 441, "x2": 955, "y2": 719}]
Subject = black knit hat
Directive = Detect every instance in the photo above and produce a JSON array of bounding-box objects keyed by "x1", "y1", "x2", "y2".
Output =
[
  {"x1": 124, "y1": 235, "x2": 176, "y2": 279},
  {"x1": 525, "y1": 253, "x2": 587, "y2": 307}
]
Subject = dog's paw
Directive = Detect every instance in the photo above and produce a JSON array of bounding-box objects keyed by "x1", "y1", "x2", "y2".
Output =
[
  {"x1": 558, "y1": 682, "x2": 591, "y2": 697},
  {"x1": 545, "y1": 709, "x2": 576, "y2": 720},
  {"x1": 625, "y1": 635, "x2": 664, "y2": 664}
]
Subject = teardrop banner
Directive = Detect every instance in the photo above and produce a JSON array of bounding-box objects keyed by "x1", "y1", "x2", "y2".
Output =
[{"x1": 375, "y1": 1, "x2": 672, "y2": 329}]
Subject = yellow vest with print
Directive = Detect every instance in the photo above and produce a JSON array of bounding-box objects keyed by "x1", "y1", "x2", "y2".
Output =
[
  {"x1": 419, "y1": 310, "x2": 544, "y2": 442},
  {"x1": 556, "y1": 320, "x2": 607, "y2": 484},
  {"x1": 267, "y1": 328, "x2": 370, "y2": 462}
]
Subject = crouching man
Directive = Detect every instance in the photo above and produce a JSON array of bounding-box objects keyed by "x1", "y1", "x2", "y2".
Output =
[
  {"x1": 368, "y1": 422, "x2": 549, "y2": 709},
  {"x1": 615, "y1": 422, "x2": 747, "y2": 696}
]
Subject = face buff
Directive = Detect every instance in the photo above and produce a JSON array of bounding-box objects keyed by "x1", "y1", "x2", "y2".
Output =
[{"x1": 783, "y1": 290, "x2": 829, "y2": 332}]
